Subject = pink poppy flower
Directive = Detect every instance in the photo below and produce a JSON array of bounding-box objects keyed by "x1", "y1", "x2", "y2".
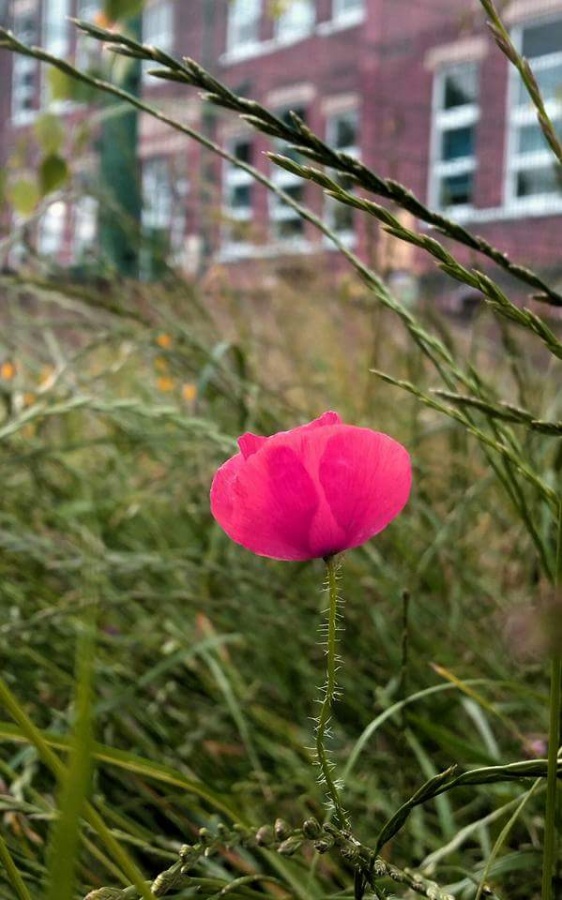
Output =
[{"x1": 210, "y1": 411, "x2": 412, "y2": 561}]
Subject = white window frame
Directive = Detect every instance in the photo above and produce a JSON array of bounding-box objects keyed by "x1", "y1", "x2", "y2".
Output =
[
  {"x1": 75, "y1": 0, "x2": 102, "y2": 70},
  {"x1": 73, "y1": 195, "x2": 98, "y2": 259},
  {"x1": 11, "y1": 4, "x2": 38, "y2": 124},
  {"x1": 142, "y1": 156, "x2": 173, "y2": 231},
  {"x1": 505, "y1": 16, "x2": 562, "y2": 213},
  {"x1": 227, "y1": 0, "x2": 261, "y2": 57},
  {"x1": 142, "y1": 0, "x2": 174, "y2": 83},
  {"x1": 269, "y1": 106, "x2": 308, "y2": 243},
  {"x1": 429, "y1": 62, "x2": 479, "y2": 214},
  {"x1": 42, "y1": 0, "x2": 70, "y2": 56},
  {"x1": 332, "y1": 0, "x2": 364, "y2": 25},
  {"x1": 222, "y1": 137, "x2": 254, "y2": 254},
  {"x1": 41, "y1": 0, "x2": 71, "y2": 110},
  {"x1": 274, "y1": 0, "x2": 315, "y2": 44},
  {"x1": 324, "y1": 106, "x2": 359, "y2": 241}
]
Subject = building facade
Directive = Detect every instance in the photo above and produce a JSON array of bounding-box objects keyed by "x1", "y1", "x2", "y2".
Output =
[{"x1": 1, "y1": 0, "x2": 562, "y2": 304}]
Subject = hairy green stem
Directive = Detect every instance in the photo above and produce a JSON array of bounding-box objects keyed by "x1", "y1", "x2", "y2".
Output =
[
  {"x1": 316, "y1": 556, "x2": 349, "y2": 830},
  {"x1": 542, "y1": 501, "x2": 562, "y2": 900}
]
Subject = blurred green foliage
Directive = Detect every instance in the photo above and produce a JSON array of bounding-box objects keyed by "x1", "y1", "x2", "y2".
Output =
[{"x1": 0, "y1": 265, "x2": 557, "y2": 899}]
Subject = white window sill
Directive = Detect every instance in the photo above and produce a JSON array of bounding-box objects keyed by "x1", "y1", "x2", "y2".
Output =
[
  {"x1": 322, "y1": 230, "x2": 357, "y2": 248},
  {"x1": 316, "y1": 10, "x2": 365, "y2": 34},
  {"x1": 218, "y1": 238, "x2": 314, "y2": 260},
  {"x1": 11, "y1": 110, "x2": 38, "y2": 126},
  {"x1": 432, "y1": 199, "x2": 562, "y2": 224},
  {"x1": 220, "y1": 12, "x2": 364, "y2": 64}
]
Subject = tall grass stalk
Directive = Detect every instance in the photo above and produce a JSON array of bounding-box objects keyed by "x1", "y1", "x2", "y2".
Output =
[{"x1": 542, "y1": 501, "x2": 562, "y2": 900}]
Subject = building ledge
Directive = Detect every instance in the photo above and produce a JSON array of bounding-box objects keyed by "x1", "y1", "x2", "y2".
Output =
[
  {"x1": 220, "y1": 12, "x2": 365, "y2": 66},
  {"x1": 436, "y1": 200, "x2": 562, "y2": 224}
]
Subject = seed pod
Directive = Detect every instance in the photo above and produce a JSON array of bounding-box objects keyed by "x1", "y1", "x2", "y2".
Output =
[
  {"x1": 83, "y1": 891, "x2": 125, "y2": 900},
  {"x1": 314, "y1": 836, "x2": 334, "y2": 854},
  {"x1": 277, "y1": 836, "x2": 303, "y2": 856},
  {"x1": 255, "y1": 825, "x2": 274, "y2": 846},
  {"x1": 274, "y1": 818, "x2": 291, "y2": 840},
  {"x1": 302, "y1": 817, "x2": 321, "y2": 839}
]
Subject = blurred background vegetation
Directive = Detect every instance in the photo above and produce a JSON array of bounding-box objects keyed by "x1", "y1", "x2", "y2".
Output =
[
  {"x1": 1, "y1": 1, "x2": 562, "y2": 898},
  {"x1": 0, "y1": 257, "x2": 559, "y2": 897}
]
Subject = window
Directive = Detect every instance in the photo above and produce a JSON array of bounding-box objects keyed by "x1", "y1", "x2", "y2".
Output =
[
  {"x1": 275, "y1": 0, "x2": 314, "y2": 42},
  {"x1": 38, "y1": 201, "x2": 67, "y2": 256},
  {"x1": 325, "y1": 107, "x2": 359, "y2": 237},
  {"x1": 332, "y1": 0, "x2": 364, "y2": 23},
  {"x1": 42, "y1": 0, "x2": 70, "y2": 108},
  {"x1": 142, "y1": 157, "x2": 173, "y2": 231},
  {"x1": 75, "y1": 0, "x2": 102, "y2": 70},
  {"x1": 430, "y1": 62, "x2": 478, "y2": 211},
  {"x1": 227, "y1": 0, "x2": 261, "y2": 54},
  {"x1": 42, "y1": 0, "x2": 70, "y2": 56},
  {"x1": 73, "y1": 196, "x2": 98, "y2": 259},
  {"x1": 142, "y1": 1, "x2": 174, "y2": 82},
  {"x1": 11, "y1": 4, "x2": 39, "y2": 123},
  {"x1": 141, "y1": 156, "x2": 187, "y2": 275},
  {"x1": 222, "y1": 138, "x2": 254, "y2": 249},
  {"x1": 507, "y1": 18, "x2": 562, "y2": 209},
  {"x1": 270, "y1": 106, "x2": 307, "y2": 240}
]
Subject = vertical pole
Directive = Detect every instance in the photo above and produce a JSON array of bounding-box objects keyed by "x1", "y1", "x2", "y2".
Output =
[{"x1": 98, "y1": 13, "x2": 142, "y2": 277}]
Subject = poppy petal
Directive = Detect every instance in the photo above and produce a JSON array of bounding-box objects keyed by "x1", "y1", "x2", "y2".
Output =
[{"x1": 319, "y1": 428, "x2": 411, "y2": 550}]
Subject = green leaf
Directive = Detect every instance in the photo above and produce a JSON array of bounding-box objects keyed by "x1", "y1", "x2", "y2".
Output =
[
  {"x1": 34, "y1": 113, "x2": 65, "y2": 155},
  {"x1": 47, "y1": 67, "x2": 76, "y2": 102},
  {"x1": 104, "y1": 0, "x2": 145, "y2": 21},
  {"x1": 6, "y1": 177, "x2": 40, "y2": 215},
  {"x1": 39, "y1": 155, "x2": 69, "y2": 195}
]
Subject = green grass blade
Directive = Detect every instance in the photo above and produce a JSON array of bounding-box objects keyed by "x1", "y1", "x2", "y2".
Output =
[
  {"x1": 0, "y1": 830, "x2": 33, "y2": 900},
  {"x1": 0, "y1": 675, "x2": 155, "y2": 900},
  {"x1": 45, "y1": 618, "x2": 96, "y2": 900},
  {"x1": 0, "y1": 721, "x2": 243, "y2": 823}
]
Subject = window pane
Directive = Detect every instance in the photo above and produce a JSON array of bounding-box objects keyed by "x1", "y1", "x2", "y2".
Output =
[
  {"x1": 229, "y1": 184, "x2": 252, "y2": 209},
  {"x1": 143, "y1": 1, "x2": 173, "y2": 48},
  {"x1": 441, "y1": 126, "x2": 474, "y2": 160},
  {"x1": 333, "y1": 112, "x2": 358, "y2": 149},
  {"x1": 143, "y1": 158, "x2": 172, "y2": 228},
  {"x1": 439, "y1": 172, "x2": 473, "y2": 206},
  {"x1": 276, "y1": 217, "x2": 304, "y2": 238},
  {"x1": 276, "y1": 0, "x2": 314, "y2": 40},
  {"x1": 443, "y1": 63, "x2": 477, "y2": 109},
  {"x1": 517, "y1": 63, "x2": 562, "y2": 105},
  {"x1": 334, "y1": 0, "x2": 363, "y2": 17},
  {"x1": 233, "y1": 140, "x2": 252, "y2": 164},
  {"x1": 516, "y1": 165, "x2": 562, "y2": 197},
  {"x1": 43, "y1": 0, "x2": 70, "y2": 55},
  {"x1": 228, "y1": 0, "x2": 261, "y2": 49},
  {"x1": 522, "y1": 20, "x2": 562, "y2": 58}
]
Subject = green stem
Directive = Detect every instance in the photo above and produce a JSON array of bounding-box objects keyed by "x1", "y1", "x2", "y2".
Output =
[
  {"x1": 316, "y1": 556, "x2": 349, "y2": 831},
  {"x1": 543, "y1": 652, "x2": 562, "y2": 900},
  {"x1": 542, "y1": 500, "x2": 562, "y2": 900}
]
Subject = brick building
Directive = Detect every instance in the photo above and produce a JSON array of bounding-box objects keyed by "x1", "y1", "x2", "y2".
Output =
[{"x1": 1, "y1": 0, "x2": 562, "y2": 305}]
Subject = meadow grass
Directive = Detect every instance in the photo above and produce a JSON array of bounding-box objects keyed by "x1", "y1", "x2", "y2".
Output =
[{"x1": 0, "y1": 266, "x2": 557, "y2": 899}]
